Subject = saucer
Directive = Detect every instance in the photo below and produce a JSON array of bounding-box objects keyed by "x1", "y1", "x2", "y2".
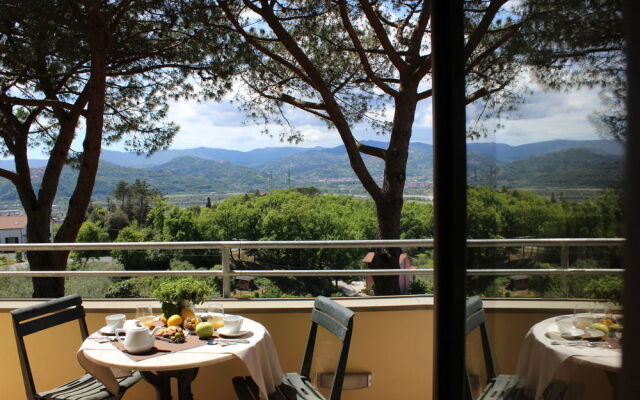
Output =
[
  {"x1": 584, "y1": 329, "x2": 606, "y2": 340},
  {"x1": 99, "y1": 326, "x2": 117, "y2": 335},
  {"x1": 560, "y1": 328, "x2": 585, "y2": 339},
  {"x1": 217, "y1": 328, "x2": 250, "y2": 338}
]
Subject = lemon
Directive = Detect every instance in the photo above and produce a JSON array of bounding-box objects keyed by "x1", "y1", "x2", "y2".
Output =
[
  {"x1": 167, "y1": 314, "x2": 183, "y2": 327},
  {"x1": 180, "y1": 308, "x2": 196, "y2": 321},
  {"x1": 160, "y1": 314, "x2": 167, "y2": 326}
]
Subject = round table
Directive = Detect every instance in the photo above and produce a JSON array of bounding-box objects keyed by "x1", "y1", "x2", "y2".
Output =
[
  {"x1": 79, "y1": 317, "x2": 279, "y2": 400},
  {"x1": 516, "y1": 315, "x2": 621, "y2": 400}
]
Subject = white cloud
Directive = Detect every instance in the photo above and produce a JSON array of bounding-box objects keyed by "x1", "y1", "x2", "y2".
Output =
[
  {"x1": 470, "y1": 86, "x2": 602, "y2": 145},
  {"x1": 161, "y1": 83, "x2": 603, "y2": 152},
  {"x1": 18, "y1": 82, "x2": 603, "y2": 160}
]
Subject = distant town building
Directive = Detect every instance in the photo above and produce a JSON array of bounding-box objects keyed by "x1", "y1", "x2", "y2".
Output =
[
  {"x1": 362, "y1": 252, "x2": 416, "y2": 294},
  {"x1": 235, "y1": 276, "x2": 257, "y2": 291},
  {"x1": 0, "y1": 210, "x2": 24, "y2": 216}
]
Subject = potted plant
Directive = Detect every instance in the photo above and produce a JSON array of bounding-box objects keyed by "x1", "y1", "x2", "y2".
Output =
[{"x1": 153, "y1": 277, "x2": 212, "y2": 324}]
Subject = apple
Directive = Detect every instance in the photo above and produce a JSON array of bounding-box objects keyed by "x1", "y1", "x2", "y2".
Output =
[
  {"x1": 589, "y1": 322, "x2": 609, "y2": 334},
  {"x1": 195, "y1": 322, "x2": 213, "y2": 339}
]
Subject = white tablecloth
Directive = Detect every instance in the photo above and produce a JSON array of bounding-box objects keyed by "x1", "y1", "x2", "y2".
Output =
[
  {"x1": 79, "y1": 317, "x2": 283, "y2": 400},
  {"x1": 516, "y1": 316, "x2": 621, "y2": 400}
]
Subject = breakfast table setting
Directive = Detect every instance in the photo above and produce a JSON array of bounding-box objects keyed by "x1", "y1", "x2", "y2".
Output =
[
  {"x1": 516, "y1": 310, "x2": 622, "y2": 400},
  {"x1": 77, "y1": 306, "x2": 283, "y2": 400}
]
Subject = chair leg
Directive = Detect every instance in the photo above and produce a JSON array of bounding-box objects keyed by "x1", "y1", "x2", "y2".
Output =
[
  {"x1": 543, "y1": 380, "x2": 568, "y2": 400},
  {"x1": 232, "y1": 376, "x2": 260, "y2": 400}
]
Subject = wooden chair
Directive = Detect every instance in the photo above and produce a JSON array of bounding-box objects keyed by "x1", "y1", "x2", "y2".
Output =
[
  {"x1": 465, "y1": 295, "x2": 525, "y2": 400},
  {"x1": 233, "y1": 296, "x2": 355, "y2": 400},
  {"x1": 11, "y1": 294, "x2": 142, "y2": 400}
]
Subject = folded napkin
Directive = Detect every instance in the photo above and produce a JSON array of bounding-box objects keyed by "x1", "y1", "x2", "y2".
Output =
[
  {"x1": 182, "y1": 318, "x2": 283, "y2": 399},
  {"x1": 77, "y1": 341, "x2": 130, "y2": 396}
]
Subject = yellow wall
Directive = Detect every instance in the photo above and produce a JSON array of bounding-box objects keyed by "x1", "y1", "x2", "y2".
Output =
[
  {"x1": 0, "y1": 298, "x2": 578, "y2": 400},
  {"x1": 0, "y1": 301, "x2": 433, "y2": 400}
]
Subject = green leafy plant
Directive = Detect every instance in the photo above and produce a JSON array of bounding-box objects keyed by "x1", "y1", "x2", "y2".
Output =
[{"x1": 153, "y1": 277, "x2": 212, "y2": 316}]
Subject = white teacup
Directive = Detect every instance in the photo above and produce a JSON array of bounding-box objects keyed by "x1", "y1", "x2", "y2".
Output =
[
  {"x1": 105, "y1": 314, "x2": 126, "y2": 333},
  {"x1": 221, "y1": 315, "x2": 243, "y2": 334},
  {"x1": 124, "y1": 319, "x2": 140, "y2": 329},
  {"x1": 556, "y1": 316, "x2": 579, "y2": 335}
]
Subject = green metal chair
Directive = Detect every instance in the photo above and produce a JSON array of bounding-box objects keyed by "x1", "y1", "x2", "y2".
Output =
[
  {"x1": 233, "y1": 296, "x2": 355, "y2": 400},
  {"x1": 465, "y1": 296, "x2": 567, "y2": 400},
  {"x1": 11, "y1": 294, "x2": 142, "y2": 400},
  {"x1": 465, "y1": 295, "x2": 526, "y2": 400}
]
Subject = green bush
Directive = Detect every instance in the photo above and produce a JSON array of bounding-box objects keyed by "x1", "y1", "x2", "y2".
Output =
[
  {"x1": 72, "y1": 221, "x2": 109, "y2": 263},
  {"x1": 111, "y1": 226, "x2": 171, "y2": 270},
  {"x1": 255, "y1": 278, "x2": 285, "y2": 298},
  {"x1": 584, "y1": 276, "x2": 622, "y2": 304},
  {"x1": 408, "y1": 279, "x2": 433, "y2": 294},
  {"x1": 105, "y1": 281, "x2": 141, "y2": 298}
]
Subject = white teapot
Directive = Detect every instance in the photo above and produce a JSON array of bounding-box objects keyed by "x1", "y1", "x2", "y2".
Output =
[{"x1": 116, "y1": 324, "x2": 159, "y2": 354}]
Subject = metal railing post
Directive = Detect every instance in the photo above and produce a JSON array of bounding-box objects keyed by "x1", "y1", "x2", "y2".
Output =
[
  {"x1": 560, "y1": 245, "x2": 571, "y2": 297},
  {"x1": 561, "y1": 245, "x2": 570, "y2": 268},
  {"x1": 221, "y1": 246, "x2": 232, "y2": 298}
]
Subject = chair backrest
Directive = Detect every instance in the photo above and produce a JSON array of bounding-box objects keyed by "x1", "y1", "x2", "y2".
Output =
[
  {"x1": 300, "y1": 296, "x2": 355, "y2": 400},
  {"x1": 10, "y1": 294, "x2": 89, "y2": 399},
  {"x1": 465, "y1": 295, "x2": 496, "y2": 400}
]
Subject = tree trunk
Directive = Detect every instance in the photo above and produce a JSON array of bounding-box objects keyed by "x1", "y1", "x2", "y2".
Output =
[
  {"x1": 371, "y1": 195, "x2": 403, "y2": 294},
  {"x1": 369, "y1": 82, "x2": 417, "y2": 295},
  {"x1": 27, "y1": 6, "x2": 111, "y2": 298},
  {"x1": 26, "y1": 210, "x2": 68, "y2": 298}
]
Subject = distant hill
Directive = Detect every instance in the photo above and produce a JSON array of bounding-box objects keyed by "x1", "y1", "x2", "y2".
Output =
[
  {"x1": 0, "y1": 160, "x2": 273, "y2": 202},
  {"x1": 495, "y1": 148, "x2": 622, "y2": 188},
  {"x1": 152, "y1": 156, "x2": 271, "y2": 188},
  {"x1": 4, "y1": 139, "x2": 622, "y2": 170},
  {"x1": 100, "y1": 146, "x2": 310, "y2": 168},
  {"x1": 0, "y1": 139, "x2": 624, "y2": 203},
  {"x1": 466, "y1": 140, "x2": 623, "y2": 164}
]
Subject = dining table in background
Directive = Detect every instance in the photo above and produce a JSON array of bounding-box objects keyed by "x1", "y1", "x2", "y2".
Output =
[
  {"x1": 78, "y1": 317, "x2": 283, "y2": 400},
  {"x1": 516, "y1": 314, "x2": 621, "y2": 400}
]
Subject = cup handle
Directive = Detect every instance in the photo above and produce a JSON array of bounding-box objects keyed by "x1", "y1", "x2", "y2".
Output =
[{"x1": 115, "y1": 328, "x2": 125, "y2": 341}]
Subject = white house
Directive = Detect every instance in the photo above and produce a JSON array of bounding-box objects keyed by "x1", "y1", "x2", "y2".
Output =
[{"x1": 0, "y1": 215, "x2": 28, "y2": 243}]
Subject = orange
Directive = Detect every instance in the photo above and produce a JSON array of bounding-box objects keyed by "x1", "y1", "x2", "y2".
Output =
[{"x1": 167, "y1": 314, "x2": 183, "y2": 327}]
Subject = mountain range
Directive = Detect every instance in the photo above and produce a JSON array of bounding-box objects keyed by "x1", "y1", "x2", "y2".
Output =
[{"x1": 0, "y1": 139, "x2": 624, "y2": 202}]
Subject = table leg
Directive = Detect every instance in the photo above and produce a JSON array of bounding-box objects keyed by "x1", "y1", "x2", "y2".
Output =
[
  {"x1": 141, "y1": 371, "x2": 172, "y2": 400},
  {"x1": 140, "y1": 369, "x2": 200, "y2": 400},
  {"x1": 176, "y1": 368, "x2": 199, "y2": 400}
]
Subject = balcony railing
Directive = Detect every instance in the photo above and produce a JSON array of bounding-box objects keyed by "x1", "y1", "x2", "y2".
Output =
[{"x1": 0, "y1": 238, "x2": 624, "y2": 297}]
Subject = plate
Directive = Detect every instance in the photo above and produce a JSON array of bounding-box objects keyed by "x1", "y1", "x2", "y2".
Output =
[
  {"x1": 560, "y1": 328, "x2": 585, "y2": 339},
  {"x1": 218, "y1": 329, "x2": 250, "y2": 338}
]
